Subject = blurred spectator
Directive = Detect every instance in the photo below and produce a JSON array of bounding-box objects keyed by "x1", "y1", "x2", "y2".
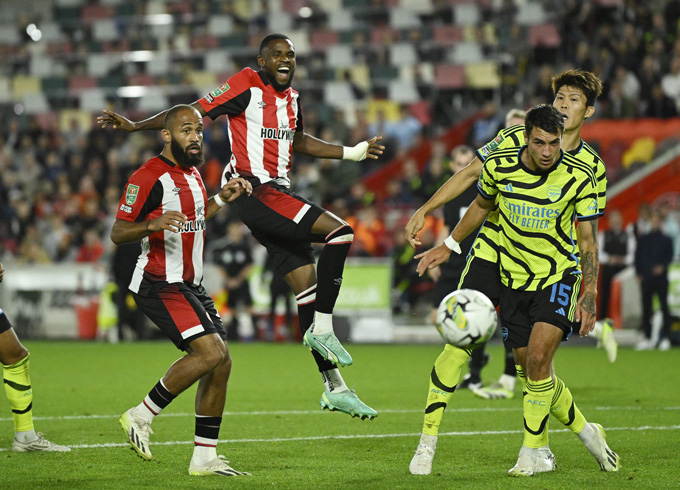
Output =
[
  {"x1": 598, "y1": 209, "x2": 635, "y2": 320},
  {"x1": 658, "y1": 202, "x2": 680, "y2": 259},
  {"x1": 264, "y1": 253, "x2": 294, "y2": 341},
  {"x1": 210, "y1": 221, "x2": 255, "y2": 341},
  {"x1": 661, "y1": 55, "x2": 680, "y2": 111},
  {"x1": 469, "y1": 101, "x2": 503, "y2": 149},
  {"x1": 75, "y1": 229, "x2": 105, "y2": 263},
  {"x1": 391, "y1": 104, "x2": 424, "y2": 153},
  {"x1": 635, "y1": 208, "x2": 674, "y2": 351},
  {"x1": 644, "y1": 83, "x2": 679, "y2": 118},
  {"x1": 420, "y1": 141, "x2": 450, "y2": 201}
]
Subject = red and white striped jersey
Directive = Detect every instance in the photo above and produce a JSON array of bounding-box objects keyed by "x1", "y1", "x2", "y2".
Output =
[
  {"x1": 115, "y1": 155, "x2": 208, "y2": 293},
  {"x1": 198, "y1": 68, "x2": 303, "y2": 187}
]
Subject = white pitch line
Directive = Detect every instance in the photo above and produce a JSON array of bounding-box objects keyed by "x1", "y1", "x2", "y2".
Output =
[
  {"x1": 1, "y1": 424, "x2": 679, "y2": 452},
  {"x1": 0, "y1": 404, "x2": 677, "y2": 423}
]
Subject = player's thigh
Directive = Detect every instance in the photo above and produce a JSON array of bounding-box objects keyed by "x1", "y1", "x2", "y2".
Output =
[
  {"x1": 458, "y1": 256, "x2": 501, "y2": 307},
  {"x1": 133, "y1": 282, "x2": 226, "y2": 351},
  {"x1": 235, "y1": 182, "x2": 325, "y2": 243},
  {"x1": 0, "y1": 313, "x2": 28, "y2": 364}
]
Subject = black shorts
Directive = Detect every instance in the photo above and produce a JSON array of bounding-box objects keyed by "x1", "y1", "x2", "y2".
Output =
[
  {"x1": 458, "y1": 256, "x2": 501, "y2": 307},
  {"x1": 234, "y1": 181, "x2": 326, "y2": 277},
  {"x1": 132, "y1": 282, "x2": 226, "y2": 351},
  {"x1": 499, "y1": 273, "x2": 582, "y2": 349},
  {"x1": 0, "y1": 309, "x2": 13, "y2": 334},
  {"x1": 227, "y1": 283, "x2": 252, "y2": 308}
]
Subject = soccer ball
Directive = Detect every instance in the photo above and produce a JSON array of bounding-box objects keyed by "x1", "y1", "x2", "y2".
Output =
[{"x1": 435, "y1": 289, "x2": 497, "y2": 347}]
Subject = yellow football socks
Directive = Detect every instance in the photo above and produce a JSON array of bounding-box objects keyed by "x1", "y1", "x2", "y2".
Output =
[
  {"x1": 550, "y1": 376, "x2": 587, "y2": 434},
  {"x1": 422, "y1": 344, "x2": 472, "y2": 436},
  {"x1": 523, "y1": 376, "x2": 554, "y2": 448},
  {"x1": 3, "y1": 354, "x2": 34, "y2": 432}
]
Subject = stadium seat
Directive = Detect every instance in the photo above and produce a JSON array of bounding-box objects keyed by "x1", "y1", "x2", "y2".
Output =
[
  {"x1": 389, "y1": 42, "x2": 418, "y2": 66},
  {"x1": 310, "y1": 30, "x2": 341, "y2": 50},
  {"x1": 187, "y1": 71, "x2": 217, "y2": 92},
  {"x1": 329, "y1": 9, "x2": 354, "y2": 31},
  {"x1": 434, "y1": 64, "x2": 466, "y2": 89},
  {"x1": 69, "y1": 76, "x2": 98, "y2": 96},
  {"x1": 208, "y1": 15, "x2": 235, "y2": 37},
  {"x1": 454, "y1": 3, "x2": 480, "y2": 25},
  {"x1": 465, "y1": 62, "x2": 501, "y2": 89},
  {"x1": 390, "y1": 8, "x2": 422, "y2": 29},
  {"x1": 268, "y1": 11, "x2": 293, "y2": 32},
  {"x1": 516, "y1": 1, "x2": 548, "y2": 25},
  {"x1": 78, "y1": 88, "x2": 107, "y2": 113},
  {"x1": 323, "y1": 80, "x2": 357, "y2": 107},
  {"x1": 326, "y1": 45, "x2": 355, "y2": 68},
  {"x1": 12, "y1": 75, "x2": 42, "y2": 98},
  {"x1": 203, "y1": 51, "x2": 232, "y2": 77},
  {"x1": 388, "y1": 79, "x2": 420, "y2": 103},
  {"x1": 433, "y1": 25, "x2": 463, "y2": 46},
  {"x1": 398, "y1": 0, "x2": 434, "y2": 14},
  {"x1": 147, "y1": 53, "x2": 171, "y2": 76},
  {"x1": 22, "y1": 93, "x2": 51, "y2": 114},
  {"x1": 87, "y1": 53, "x2": 115, "y2": 77},
  {"x1": 92, "y1": 19, "x2": 118, "y2": 42},
  {"x1": 30, "y1": 57, "x2": 60, "y2": 78},
  {"x1": 137, "y1": 92, "x2": 170, "y2": 113},
  {"x1": 41, "y1": 77, "x2": 68, "y2": 98},
  {"x1": 529, "y1": 23, "x2": 561, "y2": 48},
  {"x1": 448, "y1": 41, "x2": 485, "y2": 64}
]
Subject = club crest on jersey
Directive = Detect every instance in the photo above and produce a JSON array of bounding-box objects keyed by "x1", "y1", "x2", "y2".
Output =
[
  {"x1": 125, "y1": 184, "x2": 140, "y2": 205},
  {"x1": 547, "y1": 185, "x2": 561, "y2": 202},
  {"x1": 210, "y1": 82, "x2": 230, "y2": 98},
  {"x1": 258, "y1": 101, "x2": 267, "y2": 109}
]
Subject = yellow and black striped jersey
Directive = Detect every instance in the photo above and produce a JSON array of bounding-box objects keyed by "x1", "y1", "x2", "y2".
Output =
[
  {"x1": 477, "y1": 146, "x2": 598, "y2": 291},
  {"x1": 472, "y1": 125, "x2": 607, "y2": 264}
]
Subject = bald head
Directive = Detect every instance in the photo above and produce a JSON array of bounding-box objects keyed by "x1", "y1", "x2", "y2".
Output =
[{"x1": 164, "y1": 104, "x2": 202, "y2": 131}]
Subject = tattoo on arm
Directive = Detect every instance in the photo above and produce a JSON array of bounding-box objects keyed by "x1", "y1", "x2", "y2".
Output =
[
  {"x1": 581, "y1": 291, "x2": 597, "y2": 315},
  {"x1": 581, "y1": 221, "x2": 599, "y2": 287}
]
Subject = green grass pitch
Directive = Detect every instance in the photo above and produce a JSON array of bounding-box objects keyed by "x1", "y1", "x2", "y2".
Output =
[{"x1": 1, "y1": 339, "x2": 678, "y2": 489}]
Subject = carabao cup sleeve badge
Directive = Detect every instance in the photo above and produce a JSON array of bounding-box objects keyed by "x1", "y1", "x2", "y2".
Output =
[{"x1": 125, "y1": 184, "x2": 140, "y2": 205}]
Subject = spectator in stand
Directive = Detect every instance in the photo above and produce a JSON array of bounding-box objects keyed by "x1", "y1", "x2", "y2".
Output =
[
  {"x1": 469, "y1": 100, "x2": 503, "y2": 149},
  {"x1": 420, "y1": 141, "x2": 450, "y2": 201},
  {"x1": 598, "y1": 209, "x2": 635, "y2": 320},
  {"x1": 661, "y1": 55, "x2": 680, "y2": 112},
  {"x1": 391, "y1": 104, "x2": 424, "y2": 153},
  {"x1": 644, "y1": 83, "x2": 679, "y2": 118},
  {"x1": 75, "y1": 229, "x2": 105, "y2": 264},
  {"x1": 635, "y1": 208, "x2": 674, "y2": 351}
]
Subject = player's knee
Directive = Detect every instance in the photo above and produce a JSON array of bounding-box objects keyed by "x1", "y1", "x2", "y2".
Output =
[{"x1": 325, "y1": 224, "x2": 353, "y2": 245}]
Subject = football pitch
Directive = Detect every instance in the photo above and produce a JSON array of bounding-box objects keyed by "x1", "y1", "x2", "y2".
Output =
[{"x1": 1, "y1": 339, "x2": 678, "y2": 489}]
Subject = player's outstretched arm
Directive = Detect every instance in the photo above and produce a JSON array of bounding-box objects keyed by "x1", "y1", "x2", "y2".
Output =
[
  {"x1": 205, "y1": 178, "x2": 252, "y2": 220},
  {"x1": 292, "y1": 132, "x2": 384, "y2": 160},
  {"x1": 97, "y1": 101, "x2": 208, "y2": 132},
  {"x1": 110, "y1": 212, "x2": 188, "y2": 245},
  {"x1": 405, "y1": 156, "x2": 482, "y2": 248},
  {"x1": 414, "y1": 194, "x2": 492, "y2": 276},
  {"x1": 575, "y1": 219, "x2": 599, "y2": 337}
]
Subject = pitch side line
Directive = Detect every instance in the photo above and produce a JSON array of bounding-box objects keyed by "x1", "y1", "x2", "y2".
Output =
[
  {"x1": 0, "y1": 405, "x2": 678, "y2": 423},
  {"x1": 1, "y1": 424, "x2": 679, "y2": 452}
]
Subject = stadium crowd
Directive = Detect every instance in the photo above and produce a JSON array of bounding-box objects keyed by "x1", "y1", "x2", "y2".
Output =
[{"x1": 1, "y1": 0, "x2": 680, "y2": 318}]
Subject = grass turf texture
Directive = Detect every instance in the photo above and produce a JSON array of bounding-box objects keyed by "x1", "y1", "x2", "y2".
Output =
[{"x1": 1, "y1": 340, "x2": 678, "y2": 489}]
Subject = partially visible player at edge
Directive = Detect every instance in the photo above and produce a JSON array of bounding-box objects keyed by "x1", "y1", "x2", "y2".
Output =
[
  {"x1": 98, "y1": 33, "x2": 384, "y2": 420},
  {"x1": 407, "y1": 70, "x2": 618, "y2": 476},
  {"x1": 417, "y1": 104, "x2": 620, "y2": 476},
  {"x1": 0, "y1": 263, "x2": 70, "y2": 452},
  {"x1": 113, "y1": 105, "x2": 253, "y2": 477},
  {"x1": 0, "y1": 264, "x2": 71, "y2": 453}
]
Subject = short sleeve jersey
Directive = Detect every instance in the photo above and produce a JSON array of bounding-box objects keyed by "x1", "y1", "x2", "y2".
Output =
[
  {"x1": 198, "y1": 67, "x2": 302, "y2": 188},
  {"x1": 116, "y1": 155, "x2": 208, "y2": 294},
  {"x1": 477, "y1": 147, "x2": 599, "y2": 291},
  {"x1": 473, "y1": 125, "x2": 607, "y2": 263}
]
